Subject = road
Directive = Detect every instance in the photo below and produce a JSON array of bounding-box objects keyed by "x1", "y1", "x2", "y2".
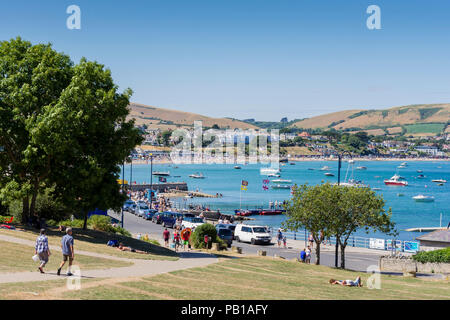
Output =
[{"x1": 110, "y1": 210, "x2": 384, "y2": 272}]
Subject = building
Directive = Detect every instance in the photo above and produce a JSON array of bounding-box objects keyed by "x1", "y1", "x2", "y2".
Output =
[
  {"x1": 416, "y1": 229, "x2": 450, "y2": 251},
  {"x1": 414, "y1": 146, "x2": 445, "y2": 157}
]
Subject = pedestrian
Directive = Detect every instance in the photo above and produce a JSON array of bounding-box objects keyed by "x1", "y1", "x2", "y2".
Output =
[
  {"x1": 173, "y1": 230, "x2": 181, "y2": 252},
  {"x1": 299, "y1": 248, "x2": 306, "y2": 263},
  {"x1": 282, "y1": 235, "x2": 287, "y2": 248},
  {"x1": 277, "y1": 229, "x2": 283, "y2": 248},
  {"x1": 305, "y1": 246, "x2": 311, "y2": 264},
  {"x1": 163, "y1": 228, "x2": 170, "y2": 247},
  {"x1": 35, "y1": 229, "x2": 51, "y2": 274},
  {"x1": 308, "y1": 233, "x2": 314, "y2": 249},
  {"x1": 57, "y1": 227, "x2": 74, "y2": 276}
]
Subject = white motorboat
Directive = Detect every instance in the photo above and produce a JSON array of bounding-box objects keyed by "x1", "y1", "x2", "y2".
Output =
[
  {"x1": 271, "y1": 184, "x2": 292, "y2": 190},
  {"x1": 320, "y1": 166, "x2": 331, "y2": 171},
  {"x1": 324, "y1": 172, "x2": 334, "y2": 177},
  {"x1": 431, "y1": 179, "x2": 447, "y2": 183},
  {"x1": 189, "y1": 172, "x2": 205, "y2": 179},
  {"x1": 260, "y1": 167, "x2": 281, "y2": 175},
  {"x1": 271, "y1": 179, "x2": 292, "y2": 184},
  {"x1": 356, "y1": 166, "x2": 367, "y2": 170},
  {"x1": 234, "y1": 166, "x2": 241, "y2": 169},
  {"x1": 384, "y1": 174, "x2": 408, "y2": 186},
  {"x1": 412, "y1": 195, "x2": 435, "y2": 202},
  {"x1": 152, "y1": 171, "x2": 170, "y2": 176}
]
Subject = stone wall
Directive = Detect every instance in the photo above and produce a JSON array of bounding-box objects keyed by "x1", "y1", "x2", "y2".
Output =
[{"x1": 379, "y1": 255, "x2": 450, "y2": 275}]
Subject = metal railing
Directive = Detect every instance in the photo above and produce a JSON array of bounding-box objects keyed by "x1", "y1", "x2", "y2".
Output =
[{"x1": 267, "y1": 228, "x2": 419, "y2": 253}]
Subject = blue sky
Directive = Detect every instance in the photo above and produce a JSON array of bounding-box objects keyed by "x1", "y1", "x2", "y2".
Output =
[{"x1": 1, "y1": 0, "x2": 450, "y2": 121}]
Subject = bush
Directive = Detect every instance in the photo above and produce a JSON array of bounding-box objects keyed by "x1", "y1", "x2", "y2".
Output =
[
  {"x1": 413, "y1": 247, "x2": 450, "y2": 264},
  {"x1": 58, "y1": 219, "x2": 85, "y2": 228},
  {"x1": 88, "y1": 215, "x2": 114, "y2": 232},
  {"x1": 191, "y1": 223, "x2": 218, "y2": 249},
  {"x1": 112, "y1": 226, "x2": 132, "y2": 237}
]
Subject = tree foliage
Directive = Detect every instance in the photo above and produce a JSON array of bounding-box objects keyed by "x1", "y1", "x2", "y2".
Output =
[{"x1": 0, "y1": 37, "x2": 143, "y2": 224}]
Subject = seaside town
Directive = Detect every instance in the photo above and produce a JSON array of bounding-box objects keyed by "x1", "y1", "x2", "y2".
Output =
[{"x1": 0, "y1": 1, "x2": 449, "y2": 308}]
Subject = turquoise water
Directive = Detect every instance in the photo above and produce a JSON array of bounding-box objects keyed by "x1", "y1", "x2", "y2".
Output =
[{"x1": 121, "y1": 161, "x2": 450, "y2": 241}]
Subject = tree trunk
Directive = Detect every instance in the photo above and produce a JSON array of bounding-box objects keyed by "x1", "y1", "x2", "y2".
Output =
[
  {"x1": 83, "y1": 210, "x2": 88, "y2": 230},
  {"x1": 29, "y1": 188, "x2": 38, "y2": 219},
  {"x1": 21, "y1": 197, "x2": 30, "y2": 224},
  {"x1": 315, "y1": 243, "x2": 321, "y2": 265},
  {"x1": 340, "y1": 244, "x2": 346, "y2": 269}
]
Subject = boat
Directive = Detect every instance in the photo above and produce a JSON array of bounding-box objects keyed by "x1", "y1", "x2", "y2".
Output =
[
  {"x1": 397, "y1": 165, "x2": 406, "y2": 169},
  {"x1": 260, "y1": 167, "x2": 281, "y2": 175},
  {"x1": 234, "y1": 166, "x2": 241, "y2": 169},
  {"x1": 271, "y1": 179, "x2": 292, "y2": 184},
  {"x1": 152, "y1": 171, "x2": 170, "y2": 176},
  {"x1": 401, "y1": 162, "x2": 408, "y2": 166},
  {"x1": 384, "y1": 174, "x2": 408, "y2": 186},
  {"x1": 324, "y1": 172, "x2": 334, "y2": 177},
  {"x1": 356, "y1": 166, "x2": 367, "y2": 170},
  {"x1": 431, "y1": 179, "x2": 447, "y2": 183},
  {"x1": 397, "y1": 193, "x2": 404, "y2": 197},
  {"x1": 290, "y1": 162, "x2": 296, "y2": 165},
  {"x1": 259, "y1": 209, "x2": 285, "y2": 215},
  {"x1": 417, "y1": 174, "x2": 425, "y2": 179},
  {"x1": 268, "y1": 173, "x2": 281, "y2": 177},
  {"x1": 412, "y1": 195, "x2": 435, "y2": 202},
  {"x1": 189, "y1": 172, "x2": 205, "y2": 179},
  {"x1": 307, "y1": 168, "x2": 315, "y2": 171},
  {"x1": 416, "y1": 170, "x2": 423, "y2": 173},
  {"x1": 438, "y1": 183, "x2": 444, "y2": 186},
  {"x1": 372, "y1": 187, "x2": 381, "y2": 191},
  {"x1": 271, "y1": 184, "x2": 292, "y2": 189},
  {"x1": 234, "y1": 209, "x2": 261, "y2": 216},
  {"x1": 320, "y1": 166, "x2": 331, "y2": 171}
]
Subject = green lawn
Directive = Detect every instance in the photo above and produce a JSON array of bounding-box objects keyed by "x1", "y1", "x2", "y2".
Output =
[
  {"x1": 0, "y1": 226, "x2": 178, "y2": 261},
  {"x1": 2, "y1": 256, "x2": 446, "y2": 300},
  {"x1": 0, "y1": 240, "x2": 132, "y2": 273},
  {"x1": 404, "y1": 123, "x2": 446, "y2": 134}
]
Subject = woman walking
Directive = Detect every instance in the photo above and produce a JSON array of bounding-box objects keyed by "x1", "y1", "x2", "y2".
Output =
[{"x1": 35, "y1": 229, "x2": 51, "y2": 274}]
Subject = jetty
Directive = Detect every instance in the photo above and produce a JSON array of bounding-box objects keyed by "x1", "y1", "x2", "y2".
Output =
[{"x1": 128, "y1": 182, "x2": 188, "y2": 193}]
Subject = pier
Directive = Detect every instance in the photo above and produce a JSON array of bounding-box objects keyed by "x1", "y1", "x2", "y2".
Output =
[{"x1": 128, "y1": 182, "x2": 188, "y2": 193}]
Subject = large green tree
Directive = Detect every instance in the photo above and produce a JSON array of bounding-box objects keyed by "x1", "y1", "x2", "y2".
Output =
[
  {"x1": 283, "y1": 183, "x2": 339, "y2": 265},
  {"x1": 0, "y1": 37, "x2": 142, "y2": 224}
]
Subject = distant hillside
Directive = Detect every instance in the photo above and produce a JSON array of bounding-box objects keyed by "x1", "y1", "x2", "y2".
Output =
[
  {"x1": 290, "y1": 104, "x2": 450, "y2": 136},
  {"x1": 128, "y1": 103, "x2": 258, "y2": 130}
]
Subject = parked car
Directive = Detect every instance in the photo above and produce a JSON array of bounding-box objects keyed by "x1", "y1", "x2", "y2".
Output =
[
  {"x1": 234, "y1": 224, "x2": 272, "y2": 245},
  {"x1": 216, "y1": 227, "x2": 233, "y2": 247},
  {"x1": 144, "y1": 209, "x2": 158, "y2": 220},
  {"x1": 128, "y1": 203, "x2": 137, "y2": 214},
  {"x1": 160, "y1": 212, "x2": 177, "y2": 228},
  {"x1": 215, "y1": 224, "x2": 236, "y2": 238},
  {"x1": 136, "y1": 203, "x2": 151, "y2": 218},
  {"x1": 122, "y1": 199, "x2": 135, "y2": 212},
  {"x1": 182, "y1": 217, "x2": 205, "y2": 230}
]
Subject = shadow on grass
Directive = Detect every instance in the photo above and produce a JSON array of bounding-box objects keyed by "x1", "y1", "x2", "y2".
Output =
[{"x1": 12, "y1": 225, "x2": 178, "y2": 259}]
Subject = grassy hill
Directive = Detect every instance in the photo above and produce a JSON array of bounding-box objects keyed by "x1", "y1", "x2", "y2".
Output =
[
  {"x1": 291, "y1": 104, "x2": 450, "y2": 136},
  {"x1": 128, "y1": 103, "x2": 258, "y2": 130}
]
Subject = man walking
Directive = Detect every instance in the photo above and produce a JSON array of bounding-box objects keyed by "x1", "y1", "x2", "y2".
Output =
[
  {"x1": 163, "y1": 228, "x2": 170, "y2": 247},
  {"x1": 57, "y1": 227, "x2": 74, "y2": 276},
  {"x1": 35, "y1": 229, "x2": 51, "y2": 273}
]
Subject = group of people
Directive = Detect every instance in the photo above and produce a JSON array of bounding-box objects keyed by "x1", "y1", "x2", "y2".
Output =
[
  {"x1": 34, "y1": 227, "x2": 75, "y2": 276},
  {"x1": 299, "y1": 246, "x2": 312, "y2": 264},
  {"x1": 268, "y1": 200, "x2": 286, "y2": 210},
  {"x1": 276, "y1": 229, "x2": 287, "y2": 248},
  {"x1": 163, "y1": 227, "x2": 191, "y2": 252}
]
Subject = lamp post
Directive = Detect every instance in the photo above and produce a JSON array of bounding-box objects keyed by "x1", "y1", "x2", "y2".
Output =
[
  {"x1": 121, "y1": 160, "x2": 125, "y2": 228},
  {"x1": 149, "y1": 153, "x2": 153, "y2": 203},
  {"x1": 334, "y1": 149, "x2": 352, "y2": 268}
]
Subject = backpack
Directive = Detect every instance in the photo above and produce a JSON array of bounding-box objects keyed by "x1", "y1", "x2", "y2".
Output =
[
  {"x1": 300, "y1": 251, "x2": 306, "y2": 260},
  {"x1": 107, "y1": 240, "x2": 119, "y2": 247}
]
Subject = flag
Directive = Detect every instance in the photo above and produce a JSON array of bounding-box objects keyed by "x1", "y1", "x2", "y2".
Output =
[
  {"x1": 241, "y1": 185, "x2": 247, "y2": 191},
  {"x1": 263, "y1": 185, "x2": 268, "y2": 191},
  {"x1": 241, "y1": 180, "x2": 248, "y2": 186},
  {"x1": 263, "y1": 179, "x2": 270, "y2": 184}
]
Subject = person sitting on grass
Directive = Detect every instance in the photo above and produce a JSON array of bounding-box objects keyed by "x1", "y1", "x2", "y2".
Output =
[
  {"x1": 117, "y1": 242, "x2": 148, "y2": 254},
  {"x1": 329, "y1": 276, "x2": 362, "y2": 287}
]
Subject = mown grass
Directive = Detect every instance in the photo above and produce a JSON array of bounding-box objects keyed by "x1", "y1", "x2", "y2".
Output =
[
  {"x1": 58, "y1": 256, "x2": 450, "y2": 300},
  {"x1": 0, "y1": 226, "x2": 178, "y2": 261},
  {"x1": 0, "y1": 240, "x2": 132, "y2": 273}
]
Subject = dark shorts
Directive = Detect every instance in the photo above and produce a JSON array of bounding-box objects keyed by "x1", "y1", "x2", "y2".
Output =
[{"x1": 63, "y1": 254, "x2": 73, "y2": 262}]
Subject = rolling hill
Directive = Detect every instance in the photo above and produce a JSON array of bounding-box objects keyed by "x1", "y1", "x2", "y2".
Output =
[
  {"x1": 128, "y1": 103, "x2": 258, "y2": 130},
  {"x1": 290, "y1": 104, "x2": 450, "y2": 136}
]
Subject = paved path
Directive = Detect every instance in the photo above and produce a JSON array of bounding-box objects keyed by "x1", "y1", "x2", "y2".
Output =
[{"x1": 0, "y1": 234, "x2": 218, "y2": 284}]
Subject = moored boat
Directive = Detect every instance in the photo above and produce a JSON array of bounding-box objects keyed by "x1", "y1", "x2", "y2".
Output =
[
  {"x1": 412, "y1": 195, "x2": 435, "y2": 202},
  {"x1": 271, "y1": 179, "x2": 292, "y2": 184},
  {"x1": 431, "y1": 179, "x2": 447, "y2": 183},
  {"x1": 189, "y1": 172, "x2": 205, "y2": 179},
  {"x1": 260, "y1": 167, "x2": 281, "y2": 175},
  {"x1": 324, "y1": 172, "x2": 334, "y2": 177},
  {"x1": 271, "y1": 184, "x2": 291, "y2": 189},
  {"x1": 152, "y1": 171, "x2": 170, "y2": 176},
  {"x1": 384, "y1": 174, "x2": 408, "y2": 186}
]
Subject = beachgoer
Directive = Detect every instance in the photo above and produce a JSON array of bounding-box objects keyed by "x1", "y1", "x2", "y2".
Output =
[
  {"x1": 305, "y1": 246, "x2": 311, "y2": 264},
  {"x1": 163, "y1": 228, "x2": 170, "y2": 247},
  {"x1": 299, "y1": 248, "x2": 306, "y2": 263},
  {"x1": 277, "y1": 229, "x2": 283, "y2": 248},
  {"x1": 329, "y1": 276, "x2": 362, "y2": 287},
  {"x1": 282, "y1": 235, "x2": 287, "y2": 248},
  {"x1": 308, "y1": 233, "x2": 314, "y2": 249},
  {"x1": 117, "y1": 243, "x2": 147, "y2": 254},
  {"x1": 173, "y1": 231, "x2": 181, "y2": 252},
  {"x1": 35, "y1": 229, "x2": 51, "y2": 274},
  {"x1": 57, "y1": 227, "x2": 74, "y2": 276}
]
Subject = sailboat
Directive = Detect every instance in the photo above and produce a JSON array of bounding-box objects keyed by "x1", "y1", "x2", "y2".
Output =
[{"x1": 335, "y1": 160, "x2": 367, "y2": 187}]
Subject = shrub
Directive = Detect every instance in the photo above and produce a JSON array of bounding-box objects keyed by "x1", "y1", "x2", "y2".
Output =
[
  {"x1": 58, "y1": 219, "x2": 85, "y2": 228},
  {"x1": 413, "y1": 247, "x2": 450, "y2": 264},
  {"x1": 112, "y1": 226, "x2": 132, "y2": 237},
  {"x1": 88, "y1": 215, "x2": 114, "y2": 232},
  {"x1": 191, "y1": 223, "x2": 218, "y2": 249}
]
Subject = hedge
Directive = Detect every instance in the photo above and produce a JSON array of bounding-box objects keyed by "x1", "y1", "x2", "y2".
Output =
[{"x1": 413, "y1": 247, "x2": 450, "y2": 264}]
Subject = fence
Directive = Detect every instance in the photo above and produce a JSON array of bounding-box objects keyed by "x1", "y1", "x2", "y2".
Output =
[{"x1": 267, "y1": 228, "x2": 420, "y2": 253}]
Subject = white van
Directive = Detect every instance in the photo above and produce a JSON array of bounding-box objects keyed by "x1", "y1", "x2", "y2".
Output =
[{"x1": 234, "y1": 224, "x2": 272, "y2": 245}]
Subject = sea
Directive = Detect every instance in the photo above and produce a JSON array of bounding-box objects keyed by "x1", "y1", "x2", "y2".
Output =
[{"x1": 121, "y1": 160, "x2": 450, "y2": 241}]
